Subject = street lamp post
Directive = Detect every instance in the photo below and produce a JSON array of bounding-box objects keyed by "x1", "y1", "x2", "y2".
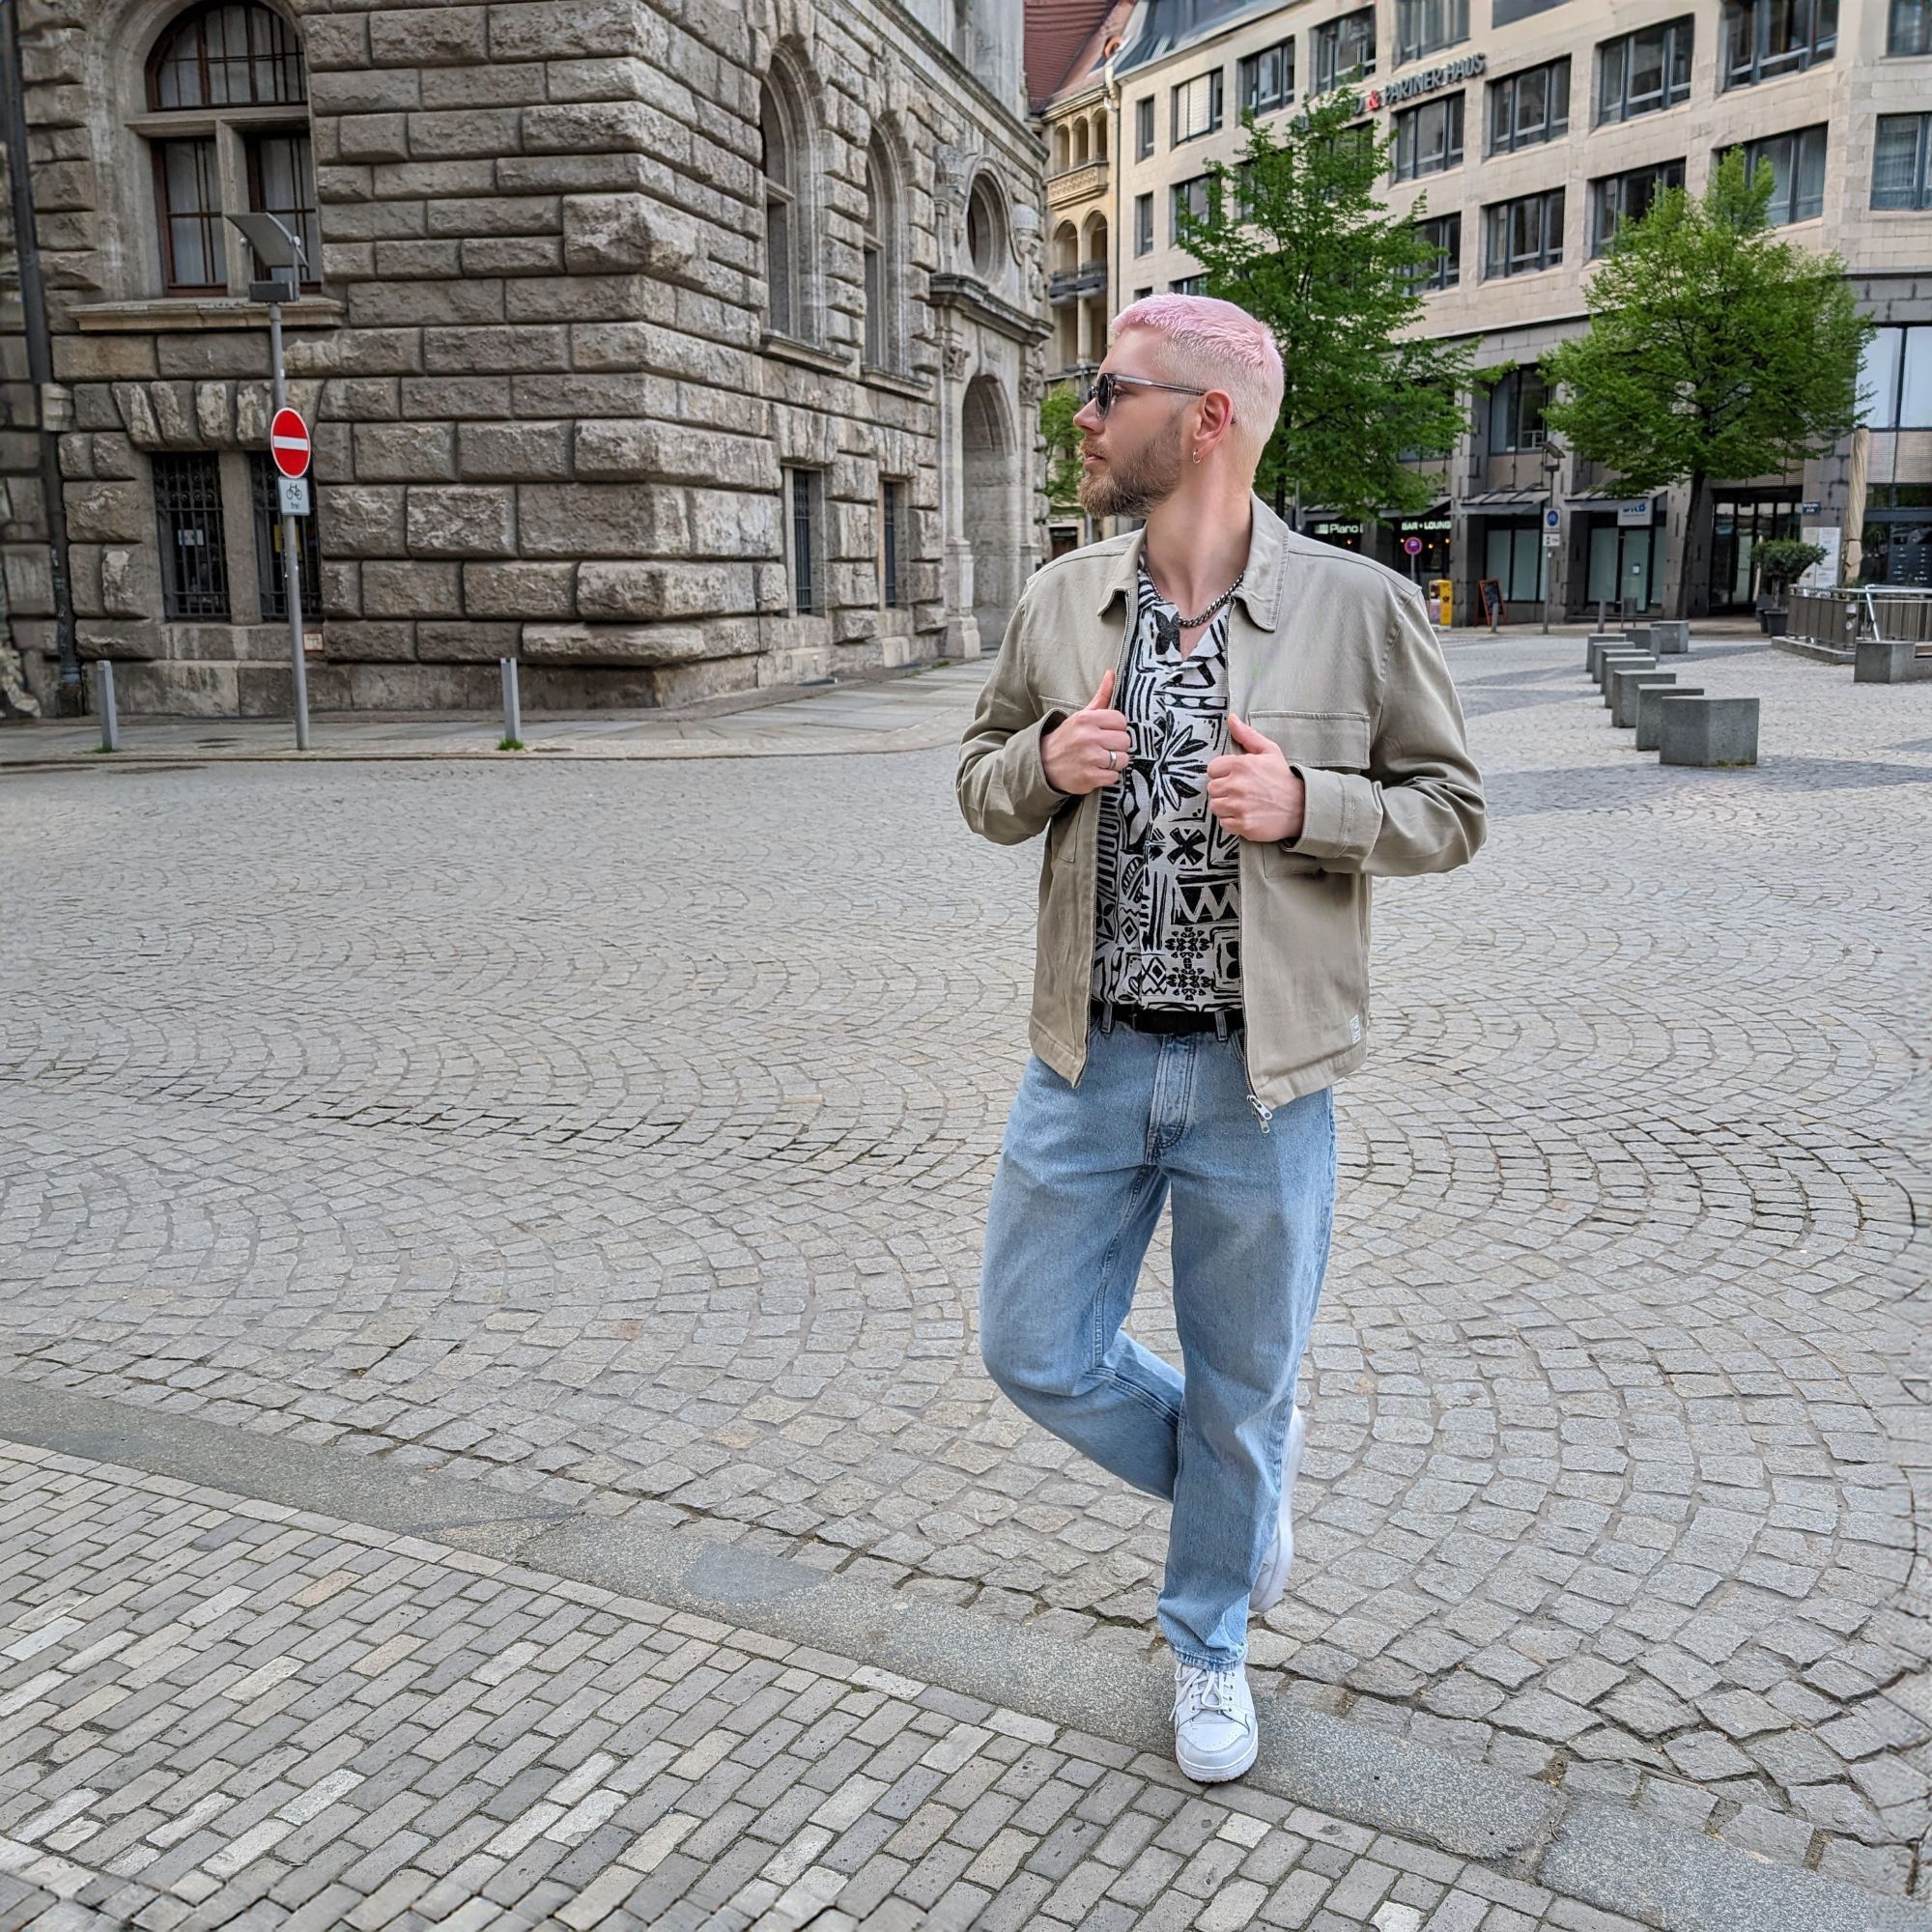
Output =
[{"x1": 226, "y1": 211, "x2": 311, "y2": 751}]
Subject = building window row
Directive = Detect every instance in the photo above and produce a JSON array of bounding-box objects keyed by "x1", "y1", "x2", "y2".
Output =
[
  {"x1": 760, "y1": 65, "x2": 940, "y2": 374},
  {"x1": 1721, "y1": 0, "x2": 1836, "y2": 89},
  {"x1": 155, "y1": 450, "x2": 323, "y2": 623},
  {"x1": 1396, "y1": 0, "x2": 1466, "y2": 68}
]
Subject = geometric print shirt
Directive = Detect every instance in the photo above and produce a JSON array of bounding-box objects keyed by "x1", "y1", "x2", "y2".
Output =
[{"x1": 1091, "y1": 563, "x2": 1243, "y2": 1011}]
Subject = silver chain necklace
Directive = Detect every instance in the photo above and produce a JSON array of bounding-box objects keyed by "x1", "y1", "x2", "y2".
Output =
[{"x1": 1151, "y1": 564, "x2": 1244, "y2": 634}]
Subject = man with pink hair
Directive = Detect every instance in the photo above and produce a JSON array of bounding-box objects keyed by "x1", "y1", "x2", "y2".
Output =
[{"x1": 958, "y1": 294, "x2": 1485, "y2": 1782}]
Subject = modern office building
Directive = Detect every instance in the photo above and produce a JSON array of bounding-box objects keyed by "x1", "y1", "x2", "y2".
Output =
[{"x1": 1046, "y1": 0, "x2": 1932, "y2": 619}]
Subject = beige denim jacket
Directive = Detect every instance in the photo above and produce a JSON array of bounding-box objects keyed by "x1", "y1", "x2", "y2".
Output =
[{"x1": 956, "y1": 495, "x2": 1486, "y2": 1119}]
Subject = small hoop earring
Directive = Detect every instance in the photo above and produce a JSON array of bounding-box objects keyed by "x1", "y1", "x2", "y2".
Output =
[{"x1": 1192, "y1": 449, "x2": 1202, "y2": 465}]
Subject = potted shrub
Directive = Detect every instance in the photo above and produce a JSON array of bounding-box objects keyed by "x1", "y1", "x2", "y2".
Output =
[{"x1": 1752, "y1": 538, "x2": 1827, "y2": 636}]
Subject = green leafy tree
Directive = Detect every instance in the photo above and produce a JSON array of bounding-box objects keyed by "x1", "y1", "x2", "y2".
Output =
[
  {"x1": 1543, "y1": 148, "x2": 1871, "y2": 617},
  {"x1": 1178, "y1": 85, "x2": 1479, "y2": 526},
  {"x1": 1039, "y1": 384, "x2": 1084, "y2": 517}
]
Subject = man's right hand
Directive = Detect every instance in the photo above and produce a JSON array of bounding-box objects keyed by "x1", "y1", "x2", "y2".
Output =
[{"x1": 1041, "y1": 670, "x2": 1131, "y2": 796}]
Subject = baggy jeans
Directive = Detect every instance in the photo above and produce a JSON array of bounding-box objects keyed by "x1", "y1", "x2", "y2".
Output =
[{"x1": 978, "y1": 1017, "x2": 1338, "y2": 1668}]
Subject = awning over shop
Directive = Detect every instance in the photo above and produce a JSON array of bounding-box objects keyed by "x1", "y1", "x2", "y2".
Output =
[{"x1": 1461, "y1": 488, "x2": 1548, "y2": 509}]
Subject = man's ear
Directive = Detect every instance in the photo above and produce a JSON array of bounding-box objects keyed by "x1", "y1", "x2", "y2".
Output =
[{"x1": 1200, "y1": 387, "x2": 1237, "y2": 450}]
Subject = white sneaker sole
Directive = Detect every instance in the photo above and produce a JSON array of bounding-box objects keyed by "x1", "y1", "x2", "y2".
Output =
[
  {"x1": 1249, "y1": 1404, "x2": 1307, "y2": 1614},
  {"x1": 1176, "y1": 1722, "x2": 1260, "y2": 1783}
]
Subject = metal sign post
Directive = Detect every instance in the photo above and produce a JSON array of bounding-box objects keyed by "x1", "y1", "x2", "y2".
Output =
[{"x1": 228, "y1": 211, "x2": 311, "y2": 751}]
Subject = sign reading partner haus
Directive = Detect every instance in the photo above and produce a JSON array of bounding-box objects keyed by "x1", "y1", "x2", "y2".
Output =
[{"x1": 1365, "y1": 53, "x2": 1487, "y2": 110}]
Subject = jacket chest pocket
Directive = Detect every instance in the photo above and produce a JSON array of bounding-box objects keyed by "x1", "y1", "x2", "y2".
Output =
[{"x1": 1247, "y1": 708, "x2": 1373, "y2": 774}]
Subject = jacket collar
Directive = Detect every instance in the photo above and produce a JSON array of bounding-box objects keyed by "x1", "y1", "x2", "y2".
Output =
[{"x1": 1093, "y1": 492, "x2": 1290, "y2": 631}]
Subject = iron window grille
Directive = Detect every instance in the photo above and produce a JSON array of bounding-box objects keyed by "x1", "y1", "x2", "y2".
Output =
[
  {"x1": 249, "y1": 454, "x2": 322, "y2": 620},
  {"x1": 154, "y1": 452, "x2": 231, "y2": 620}
]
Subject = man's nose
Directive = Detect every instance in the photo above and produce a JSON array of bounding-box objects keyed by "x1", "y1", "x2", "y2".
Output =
[{"x1": 1073, "y1": 400, "x2": 1101, "y2": 432}]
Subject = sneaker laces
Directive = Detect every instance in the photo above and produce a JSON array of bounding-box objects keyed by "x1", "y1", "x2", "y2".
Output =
[{"x1": 1173, "y1": 1663, "x2": 1244, "y2": 1725}]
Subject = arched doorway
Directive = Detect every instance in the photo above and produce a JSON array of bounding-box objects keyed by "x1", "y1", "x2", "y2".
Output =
[{"x1": 962, "y1": 374, "x2": 1017, "y2": 653}]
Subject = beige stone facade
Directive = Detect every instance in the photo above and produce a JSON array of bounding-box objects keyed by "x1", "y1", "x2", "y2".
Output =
[
  {"x1": 1081, "y1": 0, "x2": 1932, "y2": 617},
  {"x1": 0, "y1": 0, "x2": 1050, "y2": 718}
]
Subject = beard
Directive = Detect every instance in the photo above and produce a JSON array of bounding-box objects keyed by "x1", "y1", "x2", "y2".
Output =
[{"x1": 1077, "y1": 407, "x2": 1186, "y2": 521}]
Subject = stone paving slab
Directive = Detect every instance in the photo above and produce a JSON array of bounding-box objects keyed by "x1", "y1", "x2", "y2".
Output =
[
  {"x1": 0, "y1": 665, "x2": 994, "y2": 767},
  {"x1": 2, "y1": 625, "x2": 1931, "y2": 1905},
  {"x1": 0, "y1": 1436, "x2": 1679, "y2": 1932}
]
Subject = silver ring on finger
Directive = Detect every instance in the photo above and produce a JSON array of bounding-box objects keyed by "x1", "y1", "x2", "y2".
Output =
[{"x1": 1107, "y1": 749, "x2": 1119, "y2": 771}]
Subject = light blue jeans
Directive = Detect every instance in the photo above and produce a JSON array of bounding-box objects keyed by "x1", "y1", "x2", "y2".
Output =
[{"x1": 979, "y1": 1016, "x2": 1337, "y2": 1669}]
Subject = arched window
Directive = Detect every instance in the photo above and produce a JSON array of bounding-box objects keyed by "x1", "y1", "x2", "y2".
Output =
[
  {"x1": 760, "y1": 76, "x2": 811, "y2": 340},
  {"x1": 144, "y1": 2, "x2": 317, "y2": 295},
  {"x1": 966, "y1": 173, "x2": 1006, "y2": 282},
  {"x1": 862, "y1": 137, "x2": 904, "y2": 371}
]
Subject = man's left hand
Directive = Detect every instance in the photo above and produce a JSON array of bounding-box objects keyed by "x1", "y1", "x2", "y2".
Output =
[{"x1": 1207, "y1": 715, "x2": 1307, "y2": 842}]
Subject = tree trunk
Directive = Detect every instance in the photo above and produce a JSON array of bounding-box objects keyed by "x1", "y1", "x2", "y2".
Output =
[{"x1": 1674, "y1": 471, "x2": 1707, "y2": 621}]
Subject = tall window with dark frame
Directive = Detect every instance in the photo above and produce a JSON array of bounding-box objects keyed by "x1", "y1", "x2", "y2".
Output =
[
  {"x1": 1393, "y1": 93, "x2": 1463, "y2": 179},
  {"x1": 1135, "y1": 96, "x2": 1155, "y2": 159},
  {"x1": 1134, "y1": 191, "x2": 1153, "y2": 255},
  {"x1": 1597, "y1": 18, "x2": 1693, "y2": 125},
  {"x1": 1171, "y1": 71, "x2": 1223, "y2": 145},
  {"x1": 1396, "y1": 0, "x2": 1466, "y2": 66},
  {"x1": 249, "y1": 454, "x2": 321, "y2": 620},
  {"x1": 146, "y1": 4, "x2": 318, "y2": 297},
  {"x1": 1722, "y1": 0, "x2": 1836, "y2": 87},
  {"x1": 760, "y1": 82, "x2": 805, "y2": 340},
  {"x1": 862, "y1": 138, "x2": 902, "y2": 370},
  {"x1": 786, "y1": 469, "x2": 821, "y2": 615},
  {"x1": 1409, "y1": 212, "x2": 1461, "y2": 289},
  {"x1": 1483, "y1": 188, "x2": 1564, "y2": 276},
  {"x1": 879, "y1": 479, "x2": 905, "y2": 609},
  {"x1": 1171, "y1": 175, "x2": 1210, "y2": 239},
  {"x1": 154, "y1": 453, "x2": 231, "y2": 620},
  {"x1": 1591, "y1": 158, "x2": 1686, "y2": 254},
  {"x1": 1489, "y1": 58, "x2": 1569, "y2": 154},
  {"x1": 1873, "y1": 115, "x2": 1932, "y2": 209},
  {"x1": 1890, "y1": 0, "x2": 1931, "y2": 54},
  {"x1": 1239, "y1": 40, "x2": 1294, "y2": 115},
  {"x1": 1314, "y1": 9, "x2": 1377, "y2": 91},
  {"x1": 1725, "y1": 125, "x2": 1827, "y2": 223},
  {"x1": 1488, "y1": 366, "x2": 1549, "y2": 452}
]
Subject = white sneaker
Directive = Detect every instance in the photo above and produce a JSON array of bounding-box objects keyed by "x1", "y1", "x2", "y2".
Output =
[
  {"x1": 1172, "y1": 1659, "x2": 1258, "y2": 1782},
  {"x1": 1249, "y1": 1403, "x2": 1307, "y2": 1614}
]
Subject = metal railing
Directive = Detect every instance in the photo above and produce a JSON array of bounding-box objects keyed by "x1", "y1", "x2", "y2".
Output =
[{"x1": 1783, "y1": 587, "x2": 1932, "y2": 649}]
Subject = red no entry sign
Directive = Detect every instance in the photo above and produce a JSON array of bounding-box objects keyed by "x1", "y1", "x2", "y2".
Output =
[{"x1": 270, "y1": 408, "x2": 311, "y2": 479}]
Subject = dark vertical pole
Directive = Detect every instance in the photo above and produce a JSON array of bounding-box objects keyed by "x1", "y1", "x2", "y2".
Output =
[{"x1": 0, "y1": 0, "x2": 78, "y2": 711}]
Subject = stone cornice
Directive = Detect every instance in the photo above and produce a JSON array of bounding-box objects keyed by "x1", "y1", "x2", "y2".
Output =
[{"x1": 926, "y1": 273, "x2": 1053, "y2": 344}]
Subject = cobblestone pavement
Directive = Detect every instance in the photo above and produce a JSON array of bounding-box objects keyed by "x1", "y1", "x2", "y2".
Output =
[
  {"x1": 0, "y1": 1439, "x2": 1651, "y2": 1932},
  {"x1": 4, "y1": 625, "x2": 1932, "y2": 1905}
]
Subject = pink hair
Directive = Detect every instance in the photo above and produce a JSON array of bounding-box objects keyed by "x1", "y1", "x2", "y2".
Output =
[{"x1": 1109, "y1": 294, "x2": 1285, "y2": 462}]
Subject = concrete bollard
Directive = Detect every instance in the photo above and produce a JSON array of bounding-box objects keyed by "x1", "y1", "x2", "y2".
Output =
[
  {"x1": 1649, "y1": 620, "x2": 1690, "y2": 655},
  {"x1": 1610, "y1": 668, "x2": 1680, "y2": 726},
  {"x1": 1658, "y1": 695, "x2": 1759, "y2": 766},
  {"x1": 1596, "y1": 651, "x2": 1655, "y2": 694},
  {"x1": 1623, "y1": 626, "x2": 1653, "y2": 653},
  {"x1": 1603, "y1": 659, "x2": 1660, "y2": 706},
  {"x1": 1855, "y1": 637, "x2": 1918, "y2": 684},
  {"x1": 1635, "y1": 684, "x2": 1704, "y2": 750}
]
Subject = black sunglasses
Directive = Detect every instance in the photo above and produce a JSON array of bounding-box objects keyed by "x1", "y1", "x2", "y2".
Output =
[{"x1": 1083, "y1": 371, "x2": 1208, "y2": 417}]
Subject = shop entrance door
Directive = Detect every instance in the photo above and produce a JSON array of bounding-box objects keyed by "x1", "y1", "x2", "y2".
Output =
[{"x1": 1709, "y1": 493, "x2": 1798, "y2": 611}]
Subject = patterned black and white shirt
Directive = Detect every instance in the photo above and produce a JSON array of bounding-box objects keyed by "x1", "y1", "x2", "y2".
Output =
[{"x1": 1091, "y1": 564, "x2": 1242, "y2": 1011}]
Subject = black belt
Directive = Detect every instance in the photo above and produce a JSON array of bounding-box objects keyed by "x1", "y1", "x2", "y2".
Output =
[{"x1": 1091, "y1": 997, "x2": 1243, "y2": 1038}]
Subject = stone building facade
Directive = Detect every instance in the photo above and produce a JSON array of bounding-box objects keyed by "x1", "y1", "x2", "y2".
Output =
[{"x1": 0, "y1": 0, "x2": 1049, "y2": 717}]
